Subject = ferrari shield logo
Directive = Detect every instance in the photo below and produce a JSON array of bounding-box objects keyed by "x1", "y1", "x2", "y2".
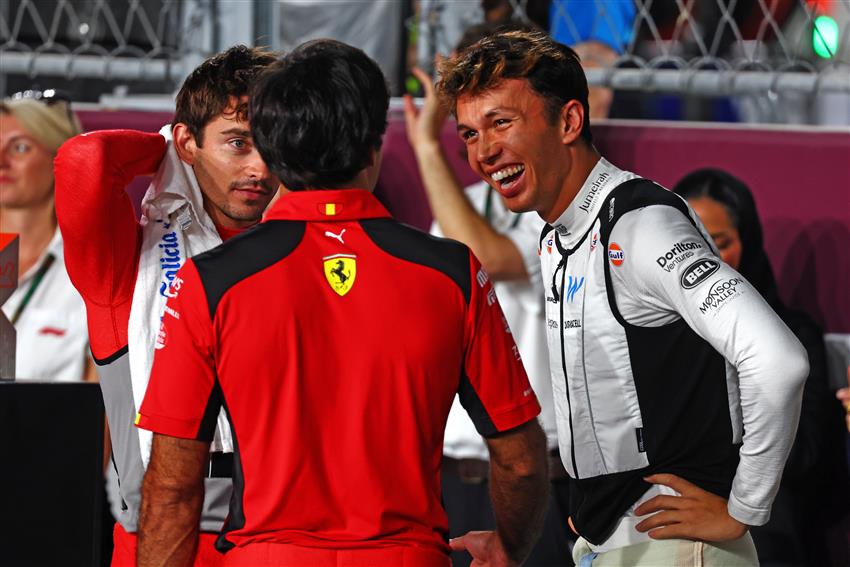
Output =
[{"x1": 323, "y1": 254, "x2": 356, "y2": 296}]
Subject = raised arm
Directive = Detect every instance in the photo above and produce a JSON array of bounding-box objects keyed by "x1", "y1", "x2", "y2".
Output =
[
  {"x1": 403, "y1": 67, "x2": 527, "y2": 281},
  {"x1": 54, "y1": 129, "x2": 166, "y2": 357}
]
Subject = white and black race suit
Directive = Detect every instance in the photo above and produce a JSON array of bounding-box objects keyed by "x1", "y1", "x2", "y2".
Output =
[{"x1": 539, "y1": 158, "x2": 808, "y2": 549}]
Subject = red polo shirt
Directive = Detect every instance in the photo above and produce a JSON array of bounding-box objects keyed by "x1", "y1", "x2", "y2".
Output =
[{"x1": 137, "y1": 189, "x2": 540, "y2": 558}]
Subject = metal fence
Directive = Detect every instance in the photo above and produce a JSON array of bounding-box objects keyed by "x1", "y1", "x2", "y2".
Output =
[{"x1": 2, "y1": 0, "x2": 849, "y2": 102}]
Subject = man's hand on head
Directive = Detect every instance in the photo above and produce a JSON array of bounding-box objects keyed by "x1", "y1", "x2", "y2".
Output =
[
  {"x1": 634, "y1": 473, "x2": 748, "y2": 542},
  {"x1": 402, "y1": 64, "x2": 450, "y2": 153}
]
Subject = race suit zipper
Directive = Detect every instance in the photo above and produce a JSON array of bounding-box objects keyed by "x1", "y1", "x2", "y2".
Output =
[{"x1": 555, "y1": 252, "x2": 580, "y2": 479}]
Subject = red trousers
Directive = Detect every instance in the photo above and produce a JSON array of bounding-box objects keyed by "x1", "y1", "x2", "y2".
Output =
[{"x1": 110, "y1": 523, "x2": 224, "y2": 567}]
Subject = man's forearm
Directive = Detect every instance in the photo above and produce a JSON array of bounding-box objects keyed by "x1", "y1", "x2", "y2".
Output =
[
  {"x1": 488, "y1": 421, "x2": 549, "y2": 563},
  {"x1": 414, "y1": 142, "x2": 527, "y2": 280},
  {"x1": 137, "y1": 434, "x2": 209, "y2": 567},
  {"x1": 137, "y1": 475, "x2": 204, "y2": 567}
]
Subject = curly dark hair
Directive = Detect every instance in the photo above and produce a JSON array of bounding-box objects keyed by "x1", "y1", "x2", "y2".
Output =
[
  {"x1": 173, "y1": 44, "x2": 278, "y2": 146},
  {"x1": 250, "y1": 39, "x2": 389, "y2": 191},
  {"x1": 438, "y1": 30, "x2": 592, "y2": 144}
]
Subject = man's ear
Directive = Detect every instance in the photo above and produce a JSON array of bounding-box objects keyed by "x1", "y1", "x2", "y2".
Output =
[
  {"x1": 172, "y1": 123, "x2": 198, "y2": 165},
  {"x1": 559, "y1": 100, "x2": 585, "y2": 145}
]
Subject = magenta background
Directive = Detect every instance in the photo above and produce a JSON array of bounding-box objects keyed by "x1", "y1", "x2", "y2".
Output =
[{"x1": 76, "y1": 110, "x2": 850, "y2": 334}]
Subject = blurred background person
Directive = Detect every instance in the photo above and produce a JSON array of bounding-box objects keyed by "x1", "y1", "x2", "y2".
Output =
[
  {"x1": 0, "y1": 90, "x2": 95, "y2": 383},
  {"x1": 674, "y1": 168, "x2": 850, "y2": 567}
]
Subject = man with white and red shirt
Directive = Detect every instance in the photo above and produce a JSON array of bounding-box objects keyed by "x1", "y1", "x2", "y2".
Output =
[
  {"x1": 135, "y1": 39, "x2": 549, "y2": 567},
  {"x1": 54, "y1": 45, "x2": 278, "y2": 567}
]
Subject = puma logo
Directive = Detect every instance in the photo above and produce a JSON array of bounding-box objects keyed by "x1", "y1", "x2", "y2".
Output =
[{"x1": 324, "y1": 229, "x2": 346, "y2": 244}]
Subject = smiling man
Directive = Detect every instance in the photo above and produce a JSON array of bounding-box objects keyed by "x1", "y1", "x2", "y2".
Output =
[
  {"x1": 439, "y1": 31, "x2": 809, "y2": 566},
  {"x1": 54, "y1": 45, "x2": 278, "y2": 567}
]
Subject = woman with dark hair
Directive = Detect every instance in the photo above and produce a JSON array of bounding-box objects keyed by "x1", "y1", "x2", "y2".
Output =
[{"x1": 674, "y1": 168, "x2": 849, "y2": 567}]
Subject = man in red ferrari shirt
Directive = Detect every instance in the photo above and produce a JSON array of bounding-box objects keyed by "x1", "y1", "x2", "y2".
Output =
[
  {"x1": 54, "y1": 45, "x2": 278, "y2": 566},
  {"x1": 135, "y1": 39, "x2": 550, "y2": 567}
]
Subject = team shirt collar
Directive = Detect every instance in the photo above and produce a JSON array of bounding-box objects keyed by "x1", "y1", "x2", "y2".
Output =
[
  {"x1": 264, "y1": 189, "x2": 392, "y2": 222},
  {"x1": 551, "y1": 157, "x2": 620, "y2": 249}
]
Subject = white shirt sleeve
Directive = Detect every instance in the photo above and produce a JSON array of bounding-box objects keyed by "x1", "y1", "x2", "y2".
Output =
[{"x1": 609, "y1": 204, "x2": 808, "y2": 526}]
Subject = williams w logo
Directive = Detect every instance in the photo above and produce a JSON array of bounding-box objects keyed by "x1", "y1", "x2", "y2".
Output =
[
  {"x1": 323, "y1": 254, "x2": 357, "y2": 296},
  {"x1": 565, "y1": 276, "x2": 584, "y2": 302}
]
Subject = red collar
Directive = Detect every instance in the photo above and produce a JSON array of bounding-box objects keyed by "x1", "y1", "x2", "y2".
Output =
[{"x1": 263, "y1": 189, "x2": 391, "y2": 222}]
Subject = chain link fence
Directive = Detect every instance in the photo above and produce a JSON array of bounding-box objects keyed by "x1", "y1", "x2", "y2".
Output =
[
  {"x1": 0, "y1": 0, "x2": 215, "y2": 100},
  {"x1": 2, "y1": 1, "x2": 849, "y2": 103}
]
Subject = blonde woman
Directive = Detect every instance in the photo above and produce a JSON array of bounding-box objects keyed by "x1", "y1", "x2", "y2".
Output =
[{"x1": 0, "y1": 90, "x2": 95, "y2": 382}]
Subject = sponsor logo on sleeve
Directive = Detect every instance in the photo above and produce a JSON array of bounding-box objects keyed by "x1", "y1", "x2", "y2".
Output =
[
  {"x1": 680, "y1": 258, "x2": 719, "y2": 289},
  {"x1": 608, "y1": 243, "x2": 624, "y2": 267},
  {"x1": 699, "y1": 277, "x2": 744, "y2": 315},
  {"x1": 487, "y1": 287, "x2": 497, "y2": 306},
  {"x1": 476, "y1": 267, "x2": 489, "y2": 287},
  {"x1": 656, "y1": 241, "x2": 703, "y2": 272},
  {"x1": 162, "y1": 276, "x2": 184, "y2": 299},
  {"x1": 154, "y1": 321, "x2": 168, "y2": 350}
]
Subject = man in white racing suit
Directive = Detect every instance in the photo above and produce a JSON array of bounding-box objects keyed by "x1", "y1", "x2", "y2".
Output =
[{"x1": 439, "y1": 30, "x2": 808, "y2": 565}]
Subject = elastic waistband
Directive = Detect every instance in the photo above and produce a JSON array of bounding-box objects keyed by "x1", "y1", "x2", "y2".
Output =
[{"x1": 222, "y1": 543, "x2": 450, "y2": 566}]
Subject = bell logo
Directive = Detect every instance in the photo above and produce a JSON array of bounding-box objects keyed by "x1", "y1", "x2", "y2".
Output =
[
  {"x1": 323, "y1": 254, "x2": 357, "y2": 296},
  {"x1": 681, "y1": 258, "x2": 720, "y2": 289},
  {"x1": 609, "y1": 243, "x2": 625, "y2": 267}
]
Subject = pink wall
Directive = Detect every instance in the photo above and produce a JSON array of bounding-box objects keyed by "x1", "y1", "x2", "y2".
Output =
[{"x1": 76, "y1": 110, "x2": 850, "y2": 333}]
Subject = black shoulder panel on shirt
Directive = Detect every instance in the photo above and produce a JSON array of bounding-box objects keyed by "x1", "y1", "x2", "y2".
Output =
[
  {"x1": 458, "y1": 370, "x2": 498, "y2": 437},
  {"x1": 598, "y1": 178, "x2": 694, "y2": 245},
  {"x1": 193, "y1": 221, "x2": 306, "y2": 318},
  {"x1": 359, "y1": 218, "x2": 471, "y2": 304}
]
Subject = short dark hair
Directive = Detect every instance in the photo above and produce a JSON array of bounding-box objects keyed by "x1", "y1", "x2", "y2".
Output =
[
  {"x1": 250, "y1": 39, "x2": 389, "y2": 191},
  {"x1": 173, "y1": 45, "x2": 278, "y2": 146},
  {"x1": 438, "y1": 30, "x2": 592, "y2": 144}
]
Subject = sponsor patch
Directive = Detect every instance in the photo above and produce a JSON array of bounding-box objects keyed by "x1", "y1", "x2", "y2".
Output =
[
  {"x1": 681, "y1": 258, "x2": 719, "y2": 289},
  {"x1": 609, "y1": 243, "x2": 624, "y2": 267},
  {"x1": 486, "y1": 287, "x2": 497, "y2": 306},
  {"x1": 154, "y1": 321, "x2": 167, "y2": 350},
  {"x1": 656, "y1": 241, "x2": 703, "y2": 272},
  {"x1": 578, "y1": 172, "x2": 609, "y2": 213},
  {"x1": 565, "y1": 275, "x2": 585, "y2": 302},
  {"x1": 699, "y1": 277, "x2": 744, "y2": 315},
  {"x1": 563, "y1": 319, "x2": 582, "y2": 329},
  {"x1": 590, "y1": 232, "x2": 598, "y2": 251},
  {"x1": 163, "y1": 305, "x2": 180, "y2": 320},
  {"x1": 476, "y1": 267, "x2": 489, "y2": 288},
  {"x1": 323, "y1": 254, "x2": 356, "y2": 296}
]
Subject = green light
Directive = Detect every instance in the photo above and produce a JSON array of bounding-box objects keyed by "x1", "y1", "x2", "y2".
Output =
[{"x1": 813, "y1": 15, "x2": 839, "y2": 59}]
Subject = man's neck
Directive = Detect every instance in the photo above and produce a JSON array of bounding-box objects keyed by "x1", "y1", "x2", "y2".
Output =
[
  {"x1": 543, "y1": 145, "x2": 602, "y2": 224},
  {"x1": 0, "y1": 200, "x2": 57, "y2": 277}
]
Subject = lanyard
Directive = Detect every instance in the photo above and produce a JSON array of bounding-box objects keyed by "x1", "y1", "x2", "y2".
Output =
[{"x1": 10, "y1": 253, "x2": 55, "y2": 326}]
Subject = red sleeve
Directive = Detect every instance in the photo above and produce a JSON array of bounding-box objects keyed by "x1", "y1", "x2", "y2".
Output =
[
  {"x1": 135, "y1": 260, "x2": 220, "y2": 440},
  {"x1": 54, "y1": 129, "x2": 167, "y2": 359},
  {"x1": 460, "y1": 252, "x2": 541, "y2": 436}
]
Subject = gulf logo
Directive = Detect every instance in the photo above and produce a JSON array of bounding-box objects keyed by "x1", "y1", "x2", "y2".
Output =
[{"x1": 609, "y1": 243, "x2": 625, "y2": 266}]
